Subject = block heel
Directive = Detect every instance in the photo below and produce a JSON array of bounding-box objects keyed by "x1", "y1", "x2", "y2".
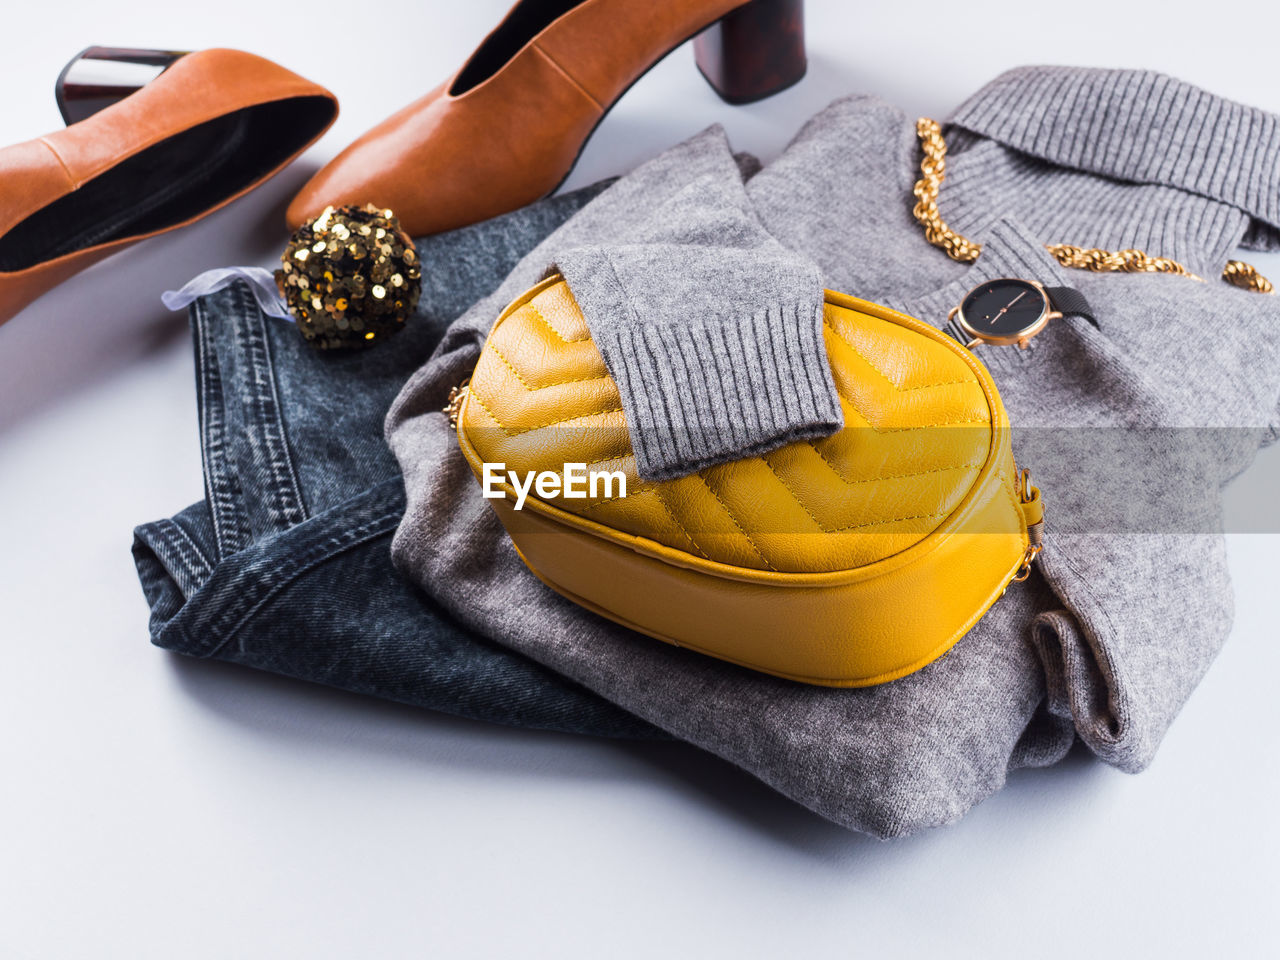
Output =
[
  {"x1": 694, "y1": 0, "x2": 806, "y2": 105},
  {"x1": 55, "y1": 46, "x2": 189, "y2": 125}
]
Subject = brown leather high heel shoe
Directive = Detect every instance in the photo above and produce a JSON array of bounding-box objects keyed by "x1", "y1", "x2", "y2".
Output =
[
  {"x1": 287, "y1": 0, "x2": 806, "y2": 237},
  {"x1": 0, "y1": 48, "x2": 338, "y2": 328}
]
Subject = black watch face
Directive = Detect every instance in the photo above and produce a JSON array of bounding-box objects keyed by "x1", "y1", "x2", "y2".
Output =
[{"x1": 958, "y1": 279, "x2": 1049, "y2": 338}]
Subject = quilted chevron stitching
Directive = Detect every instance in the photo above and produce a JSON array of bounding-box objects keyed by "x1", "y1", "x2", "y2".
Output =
[
  {"x1": 487, "y1": 340, "x2": 611, "y2": 390},
  {"x1": 580, "y1": 495, "x2": 626, "y2": 512},
  {"x1": 475, "y1": 288, "x2": 998, "y2": 569},
  {"x1": 697, "y1": 474, "x2": 775, "y2": 571},
  {"x1": 874, "y1": 417, "x2": 987, "y2": 432},
  {"x1": 835, "y1": 394, "x2": 989, "y2": 434},
  {"x1": 528, "y1": 300, "x2": 592, "y2": 343},
  {"x1": 653, "y1": 489, "x2": 710, "y2": 560},
  {"x1": 493, "y1": 304, "x2": 983, "y2": 431},
  {"x1": 575, "y1": 454, "x2": 646, "y2": 509},
  {"x1": 761, "y1": 457, "x2": 952, "y2": 534},
  {"x1": 580, "y1": 452, "x2": 637, "y2": 470},
  {"x1": 805, "y1": 442, "x2": 984, "y2": 487},
  {"x1": 823, "y1": 318, "x2": 976, "y2": 391},
  {"x1": 577, "y1": 490, "x2": 708, "y2": 560},
  {"x1": 466, "y1": 387, "x2": 624, "y2": 436},
  {"x1": 760, "y1": 455, "x2": 824, "y2": 531}
]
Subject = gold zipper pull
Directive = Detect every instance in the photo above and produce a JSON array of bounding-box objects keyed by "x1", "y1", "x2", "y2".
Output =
[{"x1": 444, "y1": 379, "x2": 469, "y2": 431}]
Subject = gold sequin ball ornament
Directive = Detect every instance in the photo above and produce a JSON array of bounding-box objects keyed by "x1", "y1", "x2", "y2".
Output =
[{"x1": 275, "y1": 204, "x2": 422, "y2": 349}]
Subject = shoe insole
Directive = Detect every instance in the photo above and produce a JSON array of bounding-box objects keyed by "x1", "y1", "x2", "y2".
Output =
[{"x1": 0, "y1": 95, "x2": 335, "y2": 272}]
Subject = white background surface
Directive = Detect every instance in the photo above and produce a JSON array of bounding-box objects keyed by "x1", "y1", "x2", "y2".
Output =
[{"x1": 2, "y1": 2, "x2": 1278, "y2": 957}]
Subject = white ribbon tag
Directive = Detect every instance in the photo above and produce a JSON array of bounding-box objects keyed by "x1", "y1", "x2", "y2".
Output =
[{"x1": 161, "y1": 266, "x2": 293, "y2": 320}]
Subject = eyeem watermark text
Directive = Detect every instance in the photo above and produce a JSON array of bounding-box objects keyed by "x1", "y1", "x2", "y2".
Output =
[{"x1": 482, "y1": 462, "x2": 627, "y2": 511}]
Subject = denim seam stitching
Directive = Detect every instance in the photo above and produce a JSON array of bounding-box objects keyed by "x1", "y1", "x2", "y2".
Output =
[
  {"x1": 236, "y1": 284, "x2": 309, "y2": 529},
  {"x1": 137, "y1": 522, "x2": 201, "y2": 595},
  {"x1": 197, "y1": 508, "x2": 402, "y2": 660},
  {"x1": 149, "y1": 518, "x2": 214, "y2": 588},
  {"x1": 193, "y1": 296, "x2": 251, "y2": 559}
]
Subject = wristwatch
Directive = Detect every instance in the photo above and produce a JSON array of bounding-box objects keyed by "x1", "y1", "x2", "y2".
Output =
[{"x1": 947, "y1": 278, "x2": 1097, "y2": 349}]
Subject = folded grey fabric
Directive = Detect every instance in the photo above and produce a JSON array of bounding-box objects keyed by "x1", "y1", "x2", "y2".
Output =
[
  {"x1": 386, "y1": 66, "x2": 1280, "y2": 837},
  {"x1": 555, "y1": 169, "x2": 839, "y2": 480}
]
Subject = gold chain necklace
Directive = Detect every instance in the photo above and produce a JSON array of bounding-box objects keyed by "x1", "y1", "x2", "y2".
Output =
[{"x1": 911, "y1": 118, "x2": 1274, "y2": 294}]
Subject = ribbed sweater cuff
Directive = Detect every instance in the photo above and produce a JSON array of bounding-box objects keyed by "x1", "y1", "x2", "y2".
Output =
[{"x1": 591, "y1": 301, "x2": 842, "y2": 481}]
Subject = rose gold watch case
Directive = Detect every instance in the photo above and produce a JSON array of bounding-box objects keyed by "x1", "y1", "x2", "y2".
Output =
[{"x1": 948, "y1": 278, "x2": 1061, "y2": 350}]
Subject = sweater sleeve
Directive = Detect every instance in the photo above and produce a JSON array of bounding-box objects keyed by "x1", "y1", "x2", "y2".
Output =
[{"x1": 554, "y1": 172, "x2": 841, "y2": 481}]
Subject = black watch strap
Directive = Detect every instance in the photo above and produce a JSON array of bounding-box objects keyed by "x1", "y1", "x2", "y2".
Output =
[
  {"x1": 1044, "y1": 286, "x2": 1098, "y2": 328},
  {"x1": 944, "y1": 319, "x2": 973, "y2": 347}
]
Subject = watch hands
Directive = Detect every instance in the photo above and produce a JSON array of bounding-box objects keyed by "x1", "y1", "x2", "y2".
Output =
[{"x1": 987, "y1": 290, "x2": 1028, "y2": 326}]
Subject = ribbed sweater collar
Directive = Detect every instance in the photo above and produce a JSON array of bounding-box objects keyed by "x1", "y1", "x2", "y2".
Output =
[{"x1": 941, "y1": 66, "x2": 1280, "y2": 278}]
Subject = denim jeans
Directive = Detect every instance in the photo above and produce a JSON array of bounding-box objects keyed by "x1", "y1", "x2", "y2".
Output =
[{"x1": 132, "y1": 184, "x2": 660, "y2": 738}]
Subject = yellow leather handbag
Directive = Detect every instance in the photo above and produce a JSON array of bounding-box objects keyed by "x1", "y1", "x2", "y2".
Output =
[{"x1": 451, "y1": 275, "x2": 1043, "y2": 687}]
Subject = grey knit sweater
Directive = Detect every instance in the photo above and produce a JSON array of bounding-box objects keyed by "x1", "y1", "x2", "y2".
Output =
[{"x1": 386, "y1": 66, "x2": 1280, "y2": 837}]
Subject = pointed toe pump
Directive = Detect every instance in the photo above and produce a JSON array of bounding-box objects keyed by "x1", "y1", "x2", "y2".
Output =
[
  {"x1": 287, "y1": 0, "x2": 806, "y2": 237},
  {"x1": 0, "y1": 47, "x2": 338, "y2": 327}
]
